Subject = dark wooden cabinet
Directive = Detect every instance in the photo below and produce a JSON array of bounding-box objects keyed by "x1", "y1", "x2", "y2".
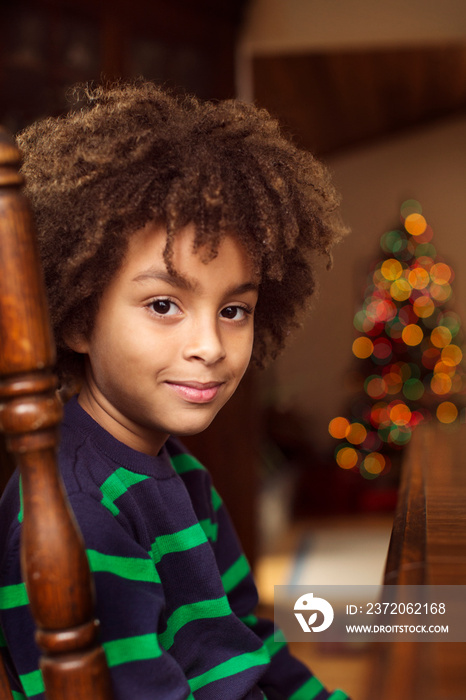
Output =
[{"x1": 0, "y1": 0, "x2": 248, "y2": 132}]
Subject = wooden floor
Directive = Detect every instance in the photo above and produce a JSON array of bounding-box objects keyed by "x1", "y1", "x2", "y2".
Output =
[
  {"x1": 254, "y1": 514, "x2": 394, "y2": 699},
  {"x1": 287, "y1": 637, "x2": 376, "y2": 700}
]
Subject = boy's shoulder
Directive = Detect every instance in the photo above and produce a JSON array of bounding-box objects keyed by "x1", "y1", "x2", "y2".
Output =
[
  {"x1": 60, "y1": 396, "x2": 214, "y2": 502},
  {"x1": 0, "y1": 398, "x2": 216, "y2": 550},
  {"x1": 61, "y1": 395, "x2": 205, "y2": 472},
  {"x1": 60, "y1": 395, "x2": 175, "y2": 477}
]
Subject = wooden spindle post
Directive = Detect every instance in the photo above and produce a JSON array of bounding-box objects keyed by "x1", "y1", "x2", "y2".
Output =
[{"x1": 0, "y1": 128, "x2": 113, "y2": 700}]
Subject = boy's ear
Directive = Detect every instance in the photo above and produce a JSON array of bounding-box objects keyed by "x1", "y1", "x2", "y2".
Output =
[{"x1": 63, "y1": 330, "x2": 89, "y2": 354}]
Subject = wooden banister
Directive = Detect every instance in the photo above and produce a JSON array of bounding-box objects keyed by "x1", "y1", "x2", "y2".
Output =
[
  {"x1": 366, "y1": 421, "x2": 466, "y2": 700},
  {"x1": 0, "y1": 128, "x2": 113, "y2": 699}
]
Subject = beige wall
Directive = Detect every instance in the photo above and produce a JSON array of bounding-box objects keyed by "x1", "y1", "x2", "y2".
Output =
[
  {"x1": 239, "y1": 1, "x2": 466, "y2": 453},
  {"x1": 264, "y1": 116, "x2": 466, "y2": 451},
  {"x1": 240, "y1": 0, "x2": 466, "y2": 53}
]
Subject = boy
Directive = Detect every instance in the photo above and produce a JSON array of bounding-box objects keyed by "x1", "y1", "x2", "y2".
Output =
[{"x1": 0, "y1": 81, "x2": 349, "y2": 699}]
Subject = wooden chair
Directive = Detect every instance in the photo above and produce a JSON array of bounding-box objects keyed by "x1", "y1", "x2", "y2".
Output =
[{"x1": 0, "y1": 128, "x2": 113, "y2": 699}]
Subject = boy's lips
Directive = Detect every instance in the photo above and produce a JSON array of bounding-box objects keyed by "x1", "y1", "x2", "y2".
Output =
[{"x1": 165, "y1": 380, "x2": 224, "y2": 403}]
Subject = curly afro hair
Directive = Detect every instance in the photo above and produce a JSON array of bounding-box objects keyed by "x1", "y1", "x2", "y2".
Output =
[{"x1": 17, "y1": 79, "x2": 348, "y2": 388}]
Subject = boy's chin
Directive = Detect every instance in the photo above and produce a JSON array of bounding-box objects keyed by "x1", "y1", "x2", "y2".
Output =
[
  {"x1": 170, "y1": 411, "x2": 221, "y2": 438},
  {"x1": 174, "y1": 420, "x2": 216, "y2": 438}
]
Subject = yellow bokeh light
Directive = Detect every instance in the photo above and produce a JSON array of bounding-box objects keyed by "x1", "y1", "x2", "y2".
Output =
[
  {"x1": 430, "y1": 283, "x2": 452, "y2": 303},
  {"x1": 413, "y1": 295, "x2": 435, "y2": 318},
  {"x1": 390, "y1": 278, "x2": 412, "y2": 301},
  {"x1": 441, "y1": 344, "x2": 463, "y2": 367},
  {"x1": 346, "y1": 423, "x2": 367, "y2": 445},
  {"x1": 363, "y1": 452, "x2": 385, "y2": 475},
  {"x1": 430, "y1": 263, "x2": 452, "y2": 285},
  {"x1": 390, "y1": 403, "x2": 412, "y2": 426},
  {"x1": 336, "y1": 447, "x2": 359, "y2": 469},
  {"x1": 431, "y1": 326, "x2": 452, "y2": 348},
  {"x1": 436, "y1": 401, "x2": 458, "y2": 424},
  {"x1": 352, "y1": 336, "x2": 374, "y2": 359},
  {"x1": 381, "y1": 258, "x2": 403, "y2": 281},
  {"x1": 434, "y1": 360, "x2": 456, "y2": 377},
  {"x1": 402, "y1": 324, "x2": 424, "y2": 346},
  {"x1": 408, "y1": 267, "x2": 430, "y2": 289},
  {"x1": 431, "y1": 373, "x2": 452, "y2": 395},
  {"x1": 405, "y1": 213, "x2": 427, "y2": 236},
  {"x1": 328, "y1": 416, "x2": 350, "y2": 439}
]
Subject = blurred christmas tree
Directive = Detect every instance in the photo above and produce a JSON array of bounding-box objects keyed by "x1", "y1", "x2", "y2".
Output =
[{"x1": 329, "y1": 200, "x2": 465, "y2": 480}]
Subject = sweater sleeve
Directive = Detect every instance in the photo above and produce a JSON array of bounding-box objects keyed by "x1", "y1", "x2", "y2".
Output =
[
  {"x1": 0, "y1": 491, "x2": 194, "y2": 700},
  {"x1": 210, "y1": 486, "x2": 351, "y2": 700}
]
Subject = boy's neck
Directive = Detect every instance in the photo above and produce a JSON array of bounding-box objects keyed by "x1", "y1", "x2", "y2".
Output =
[{"x1": 77, "y1": 384, "x2": 169, "y2": 457}]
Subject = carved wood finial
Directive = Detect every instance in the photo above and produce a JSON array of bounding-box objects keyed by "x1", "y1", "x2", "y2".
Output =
[
  {"x1": 0, "y1": 127, "x2": 113, "y2": 700},
  {"x1": 0, "y1": 127, "x2": 23, "y2": 188}
]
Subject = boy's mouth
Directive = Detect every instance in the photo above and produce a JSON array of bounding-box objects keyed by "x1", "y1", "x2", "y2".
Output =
[{"x1": 165, "y1": 381, "x2": 224, "y2": 404}]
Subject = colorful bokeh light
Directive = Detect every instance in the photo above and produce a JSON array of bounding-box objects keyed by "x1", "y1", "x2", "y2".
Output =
[
  {"x1": 413, "y1": 296, "x2": 435, "y2": 318},
  {"x1": 335, "y1": 446, "x2": 359, "y2": 469},
  {"x1": 329, "y1": 200, "x2": 464, "y2": 478},
  {"x1": 436, "y1": 401, "x2": 458, "y2": 424},
  {"x1": 402, "y1": 324, "x2": 423, "y2": 346},
  {"x1": 405, "y1": 213, "x2": 427, "y2": 236},
  {"x1": 381, "y1": 258, "x2": 403, "y2": 281},
  {"x1": 328, "y1": 416, "x2": 350, "y2": 440},
  {"x1": 352, "y1": 337, "x2": 374, "y2": 359},
  {"x1": 431, "y1": 326, "x2": 452, "y2": 348}
]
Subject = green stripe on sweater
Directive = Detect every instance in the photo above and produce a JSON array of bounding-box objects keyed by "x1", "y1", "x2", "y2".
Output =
[
  {"x1": 99, "y1": 468, "x2": 149, "y2": 516},
  {"x1": 289, "y1": 675, "x2": 325, "y2": 699},
  {"x1": 0, "y1": 583, "x2": 29, "y2": 610},
  {"x1": 210, "y1": 486, "x2": 222, "y2": 511},
  {"x1": 149, "y1": 523, "x2": 208, "y2": 565},
  {"x1": 188, "y1": 646, "x2": 270, "y2": 692},
  {"x1": 159, "y1": 596, "x2": 232, "y2": 650},
  {"x1": 170, "y1": 453, "x2": 206, "y2": 474},
  {"x1": 263, "y1": 630, "x2": 287, "y2": 658},
  {"x1": 18, "y1": 477, "x2": 24, "y2": 524},
  {"x1": 18, "y1": 670, "x2": 44, "y2": 698},
  {"x1": 221, "y1": 554, "x2": 250, "y2": 594},
  {"x1": 87, "y1": 549, "x2": 160, "y2": 583},
  {"x1": 199, "y1": 517, "x2": 218, "y2": 543},
  {"x1": 103, "y1": 633, "x2": 162, "y2": 667}
]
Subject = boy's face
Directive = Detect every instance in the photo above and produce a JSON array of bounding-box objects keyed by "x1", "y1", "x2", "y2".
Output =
[{"x1": 72, "y1": 222, "x2": 259, "y2": 455}]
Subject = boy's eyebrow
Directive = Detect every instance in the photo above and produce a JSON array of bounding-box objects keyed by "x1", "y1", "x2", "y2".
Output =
[
  {"x1": 132, "y1": 269, "x2": 259, "y2": 296},
  {"x1": 132, "y1": 269, "x2": 195, "y2": 291}
]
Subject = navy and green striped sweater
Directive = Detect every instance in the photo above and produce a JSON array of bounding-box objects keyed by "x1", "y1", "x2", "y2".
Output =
[{"x1": 0, "y1": 396, "x2": 348, "y2": 700}]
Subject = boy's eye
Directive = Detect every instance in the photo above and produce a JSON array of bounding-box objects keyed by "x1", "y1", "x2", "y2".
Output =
[
  {"x1": 149, "y1": 299, "x2": 180, "y2": 316},
  {"x1": 220, "y1": 305, "x2": 249, "y2": 321}
]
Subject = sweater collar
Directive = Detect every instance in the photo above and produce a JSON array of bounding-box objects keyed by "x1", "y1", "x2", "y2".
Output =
[{"x1": 62, "y1": 395, "x2": 174, "y2": 477}]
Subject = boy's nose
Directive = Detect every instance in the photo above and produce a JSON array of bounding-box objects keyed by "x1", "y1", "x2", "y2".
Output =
[{"x1": 183, "y1": 319, "x2": 226, "y2": 365}]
